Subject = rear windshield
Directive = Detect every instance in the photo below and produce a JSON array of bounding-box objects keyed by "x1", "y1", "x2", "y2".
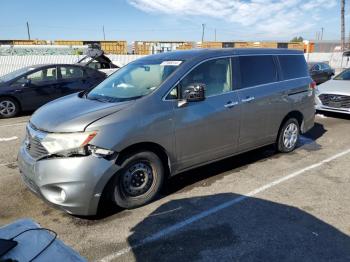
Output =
[{"x1": 278, "y1": 55, "x2": 308, "y2": 80}]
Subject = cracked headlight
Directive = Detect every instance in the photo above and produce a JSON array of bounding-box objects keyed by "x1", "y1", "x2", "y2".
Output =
[{"x1": 41, "y1": 131, "x2": 97, "y2": 156}]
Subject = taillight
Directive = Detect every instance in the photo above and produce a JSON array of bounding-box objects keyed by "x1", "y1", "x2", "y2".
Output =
[{"x1": 309, "y1": 81, "x2": 317, "y2": 89}]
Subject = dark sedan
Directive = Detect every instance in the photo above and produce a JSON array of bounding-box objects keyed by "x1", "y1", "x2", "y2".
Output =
[
  {"x1": 0, "y1": 64, "x2": 106, "y2": 118},
  {"x1": 308, "y1": 62, "x2": 335, "y2": 85}
]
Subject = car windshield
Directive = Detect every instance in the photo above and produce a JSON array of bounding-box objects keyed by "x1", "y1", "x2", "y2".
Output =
[
  {"x1": 0, "y1": 66, "x2": 35, "y2": 83},
  {"x1": 333, "y1": 69, "x2": 350, "y2": 80},
  {"x1": 87, "y1": 59, "x2": 182, "y2": 102}
]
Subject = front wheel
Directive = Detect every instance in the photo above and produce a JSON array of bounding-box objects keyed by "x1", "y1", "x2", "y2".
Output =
[
  {"x1": 277, "y1": 118, "x2": 300, "y2": 153},
  {"x1": 112, "y1": 151, "x2": 164, "y2": 209},
  {"x1": 0, "y1": 98, "x2": 20, "y2": 118}
]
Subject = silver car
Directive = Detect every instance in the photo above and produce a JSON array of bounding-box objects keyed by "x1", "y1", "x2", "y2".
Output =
[
  {"x1": 18, "y1": 49, "x2": 315, "y2": 215},
  {"x1": 315, "y1": 68, "x2": 350, "y2": 114}
]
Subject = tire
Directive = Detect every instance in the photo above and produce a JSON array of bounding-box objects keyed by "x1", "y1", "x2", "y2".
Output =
[
  {"x1": 277, "y1": 118, "x2": 300, "y2": 153},
  {"x1": 0, "y1": 97, "x2": 20, "y2": 118},
  {"x1": 112, "y1": 151, "x2": 164, "y2": 209}
]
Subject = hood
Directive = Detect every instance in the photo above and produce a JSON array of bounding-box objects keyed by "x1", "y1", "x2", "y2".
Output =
[
  {"x1": 318, "y1": 80, "x2": 350, "y2": 95},
  {"x1": 30, "y1": 93, "x2": 134, "y2": 133}
]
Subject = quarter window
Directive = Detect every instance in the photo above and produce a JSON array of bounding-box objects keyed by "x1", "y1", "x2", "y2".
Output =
[
  {"x1": 279, "y1": 55, "x2": 308, "y2": 80},
  {"x1": 60, "y1": 66, "x2": 84, "y2": 79},
  {"x1": 239, "y1": 56, "x2": 277, "y2": 88},
  {"x1": 179, "y1": 58, "x2": 232, "y2": 98}
]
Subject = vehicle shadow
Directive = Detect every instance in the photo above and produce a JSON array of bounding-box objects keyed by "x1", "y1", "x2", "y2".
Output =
[
  {"x1": 125, "y1": 193, "x2": 350, "y2": 261},
  {"x1": 317, "y1": 111, "x2": 350, "y2": 120},
  {"x1": 94, "y1": 122, "x2": 327, "y2": 220}
]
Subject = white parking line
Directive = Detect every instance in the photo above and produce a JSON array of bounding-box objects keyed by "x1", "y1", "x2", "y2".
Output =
[
  {"x1": 0, "y1": 136, "x2": 18, "y2": 142},
  {"x1": 98, "y1": 148, "x2": 350, "y2": 262},
  {"x1": 0, "y1": 122, "x2": 27, "y2": 128}
]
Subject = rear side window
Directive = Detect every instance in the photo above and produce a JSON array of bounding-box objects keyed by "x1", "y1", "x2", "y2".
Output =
[
  {"x1": 239, "y1": 55, "x2": 277, "y2": 88},
  {"x1": 60, "y1": 66, "x2": 84, "y2": 79},
  {"x1": 278, "y1": 55, "x2": 308, "y2": 80}
]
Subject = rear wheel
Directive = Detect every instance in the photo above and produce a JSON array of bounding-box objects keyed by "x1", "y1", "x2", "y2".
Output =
[
  {"x1": 0, "y1": 98, "x2": 19, "y2": 118},
  {"x1": 277, "y1": 118, "x2": 300, "y2": 153},
  {"x1": 112, "y1": 151, "x2": 164, "y2": 209}
]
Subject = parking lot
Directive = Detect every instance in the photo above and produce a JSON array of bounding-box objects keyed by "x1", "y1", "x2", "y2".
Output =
[{"x1": 0, "y1": 113, "x2": 349, "y2": 261}]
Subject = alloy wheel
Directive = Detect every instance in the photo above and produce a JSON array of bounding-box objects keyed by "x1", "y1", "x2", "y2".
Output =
[
  {"x1": 283, "y1": 122, "x2": 298, "y2": 149},
  {"x1": 0, "y1": 100, "x2": 16, "y2": 117}
]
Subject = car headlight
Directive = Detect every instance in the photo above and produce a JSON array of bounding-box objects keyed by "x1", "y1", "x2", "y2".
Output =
[
  {"x1": 41, "y1": 131, "x2": 97, "y2": 155},
  {"x1": 315, "y1": 86, "x2": 320, "y2": 95}
]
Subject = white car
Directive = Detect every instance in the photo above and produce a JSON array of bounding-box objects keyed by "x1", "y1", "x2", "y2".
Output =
[{"x1": 315, "y1": 68, "x2": 350, "y2": 114}]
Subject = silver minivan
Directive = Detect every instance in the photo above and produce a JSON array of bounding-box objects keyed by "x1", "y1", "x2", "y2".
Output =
[{"x1": 18, "y1": 49, "x2": 315, "y2": 215}]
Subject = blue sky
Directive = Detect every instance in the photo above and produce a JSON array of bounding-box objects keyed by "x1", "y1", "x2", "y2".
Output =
[{"x1": 0, "y1": 0, "x2": 346, "y2": 42}]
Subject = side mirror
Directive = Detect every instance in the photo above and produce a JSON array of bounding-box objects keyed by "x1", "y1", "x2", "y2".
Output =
[
  {"x1": 21, "y1": 79, "x2": 31, "y2": 87},
  {"x1": 183, "y1": 83, "x2": 206, "y2": 102}
]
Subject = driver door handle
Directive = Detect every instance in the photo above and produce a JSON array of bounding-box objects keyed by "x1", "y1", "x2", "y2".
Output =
[
  {"x1": 224, "y1": 101, "x2": 239, "y2": 108},
  {"x1": 241, "y1": 96, "x2": 255, "y2": 103}
]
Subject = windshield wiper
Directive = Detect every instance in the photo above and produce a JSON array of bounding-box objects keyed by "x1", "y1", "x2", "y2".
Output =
[{"x1": 87, "y1": 96, "x2": 112, "y2": 103}]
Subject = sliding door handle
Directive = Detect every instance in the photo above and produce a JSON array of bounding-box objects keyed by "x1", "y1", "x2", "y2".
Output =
[
  {"x1": 241, "y1": 96, "x2": 255, "y2": 103},
  {"x1": 224, "y1": 101, "x2": 239, "y2": 108}
]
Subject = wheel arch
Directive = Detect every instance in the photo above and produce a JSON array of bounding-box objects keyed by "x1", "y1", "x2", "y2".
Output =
[
  {"x1": 278, "y1": 110, "x2": 304, "y2": 137},
  {"x1": 278, "y1": 110, "x2": 304, "y2": 134},
  {"x1": 115, "y1": 142, "x2": 171, "y2": 177},
  {"x1": 0, "y1": 95, "x2": 22, "y2": 111},
  {"x1": 97, "y1": 142, "x2": 171, "y2": 210}
]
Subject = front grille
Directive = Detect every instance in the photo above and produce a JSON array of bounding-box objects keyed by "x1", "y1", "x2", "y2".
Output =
[
  {"x1": 319, "y1": 94, "x2": 350, "y2": 109},
  {"x1": 25, "y1": 124, "x2": 49, "y2": 160}
]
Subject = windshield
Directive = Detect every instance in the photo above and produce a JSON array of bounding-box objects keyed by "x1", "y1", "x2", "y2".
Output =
[
  {"x1": 0, "y1": 66, "x2": 34, "y2": 83},
  {"x1": 87, "y1": 60, "x2": 182, "y2": 102},
  {"x1": 334, "y1": 69, "x2": 350, "y2": 80}
]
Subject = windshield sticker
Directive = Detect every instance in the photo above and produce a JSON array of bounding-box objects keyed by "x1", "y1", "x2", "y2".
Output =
[{"x1": 160, "y1": 61, "x2": 182, "y2": 66}]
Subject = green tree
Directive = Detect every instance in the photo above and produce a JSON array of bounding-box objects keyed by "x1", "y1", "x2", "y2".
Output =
[{"x1": 291, "y1": 36, "x2": 304, "y2": 42}]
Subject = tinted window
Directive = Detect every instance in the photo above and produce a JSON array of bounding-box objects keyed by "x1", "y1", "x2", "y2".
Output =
[
  {"x1": 320, "y1": 63, "x2": 330, "y2": 70},
  {"x1": 334, "y1": 69, "x2": 350, "y2": 80},
  {"x1": 239, "y1": 56, "x2": 277, "y2": 88},
  {"x1": 18, "y1": 67, "x2": 57, "y2": 84},
  {"x1": 60, "y1": 66, "x2": 83, "y2": 79},
  {"x1": 85, "y1": 68, "x2": 99, "y2": 77},
  {"x1": 179, "y1": 58, "x2": 232, "y2": 97},
  {"x1": 279, "y1": 55, "x2": 308, "y2": 80}
]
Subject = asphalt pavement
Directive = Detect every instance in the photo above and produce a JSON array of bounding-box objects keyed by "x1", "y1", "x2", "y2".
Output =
[{"x1": 0, "y1": 112, "x2": 349, "y2": 261}]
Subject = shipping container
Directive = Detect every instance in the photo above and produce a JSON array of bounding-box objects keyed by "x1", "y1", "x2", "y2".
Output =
[
  {"x1": 100, "y1": 41, "x2": 127, "y2": 54},
  {"x1": 287, "y1": 42, "x2": 304, "y2": 50},
  {"x1": 222, "y1": 42, "x2": 235, "y2": 48},
  {"x1": 277, "y1": 43, "x2": 289, "y2": 49},
  {"x1": 55, "y1": 40, "x2": 84, "y2": 46},
  {"x1": 200, "y1": 42, "x2": 223, "y2": 48}
]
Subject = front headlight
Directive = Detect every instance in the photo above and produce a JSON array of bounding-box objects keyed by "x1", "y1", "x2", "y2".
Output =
[
  {"x1": 41, "y1": 131, "x2": 97, "y2": 155},
  {"x1": 315, "y1": 86, "x2": 320, "y2": 95}
]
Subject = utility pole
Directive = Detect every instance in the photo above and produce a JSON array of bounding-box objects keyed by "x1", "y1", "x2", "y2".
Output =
[
  {"x1": 26, "y1": 21, "x2": 31, "y2": 40},
  {"x1": 214, "y1": 28, "x2": 217, "y2": 41},
  {"x1": 102, "y1": 25, "x2": 106, "y2": 40},
  {"x1": 341, "y1": 0, "x2": 345, "y2": 51},
  {"x1": 201, "y1": 24, "x2": 205, "y2": 43}
]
